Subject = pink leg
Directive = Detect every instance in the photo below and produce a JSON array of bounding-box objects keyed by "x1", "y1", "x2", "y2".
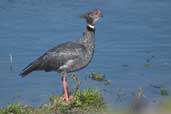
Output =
[{"x1": 62, "y1": 75, "x2": 70, "y2": 101}]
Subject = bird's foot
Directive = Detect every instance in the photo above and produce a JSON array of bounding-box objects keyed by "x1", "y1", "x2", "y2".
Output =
[
  {"x1": 63, "y1": 96, "x2": 69, "y2": 102},
  {"x1": 62, "y1": 96, "x2": 73, "y2": 103}
]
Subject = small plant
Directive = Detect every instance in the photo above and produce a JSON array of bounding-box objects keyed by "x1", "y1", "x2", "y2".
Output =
[
  {"x1": 0, "y1": 103, "x2": 31, "y2": 114},
  {"x1": 89, "y1": 72, "x2": 111, "y2": 86},
  {"x1": 72, "y1": 88, "x2": 105, "y2": 110},
  {"x1": 89, "y1": 72, "x2": 105, "y2": 81},
  {"x1": 160, "y1": 88, "x2": 168, "y2": 96}
]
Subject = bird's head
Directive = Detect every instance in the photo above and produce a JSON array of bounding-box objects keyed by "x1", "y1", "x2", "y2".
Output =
[{"x1": 81, "y1": 9, "x2": 103, "y2": 26}]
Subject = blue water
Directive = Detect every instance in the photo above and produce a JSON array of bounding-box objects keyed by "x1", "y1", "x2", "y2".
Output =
[{"x1": 0, "y1": 0, "x2": 171, "y2": 106}]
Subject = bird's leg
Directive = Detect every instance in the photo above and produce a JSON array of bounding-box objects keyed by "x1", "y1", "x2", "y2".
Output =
[{"x1": 61, "y1": 71, "x2": 70, "y2": 101}]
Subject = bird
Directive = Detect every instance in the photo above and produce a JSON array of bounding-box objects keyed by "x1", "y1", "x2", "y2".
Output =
[{"x1": 20, "y1": 9, "x2": 103, "y2": 101}]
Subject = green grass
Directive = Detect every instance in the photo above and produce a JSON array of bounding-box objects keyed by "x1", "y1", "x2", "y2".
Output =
[
  {"x1": 0, "y1": 103, "x2": 33, "y2": 114},
  {"x1": 71, "y1": 88, "x2": 105, "y2": 109},
  {"x1": 0, "y1": 88, "x2": 105, "y2": 114}
]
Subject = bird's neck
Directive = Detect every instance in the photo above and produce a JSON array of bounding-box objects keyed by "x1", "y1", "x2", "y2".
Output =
[
  {"x1": 79, "y1": 24, "x2": 95, "y2": 57},
  {"x1": 81, "y1": 24, "x2": 95, "y2": 48}
]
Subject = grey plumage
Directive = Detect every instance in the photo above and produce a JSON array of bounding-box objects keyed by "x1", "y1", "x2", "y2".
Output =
[{"x1": 20, "y1": 9, "x2": 102, "y2": 77}]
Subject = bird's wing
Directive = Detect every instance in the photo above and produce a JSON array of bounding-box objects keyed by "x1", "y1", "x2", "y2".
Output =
[{"x1": 39, "y1": 41, "x2": 87, "y2": 71}]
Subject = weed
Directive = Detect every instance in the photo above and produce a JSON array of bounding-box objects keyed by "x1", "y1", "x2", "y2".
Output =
[
  {"x1": 89, "y1": 72, "x2": 105, "y2": 81},
  {"x1": 160, "y1": 88, "x2": 168, "y2": 96}
]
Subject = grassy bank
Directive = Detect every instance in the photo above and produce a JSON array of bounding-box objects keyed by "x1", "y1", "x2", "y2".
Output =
[
  {"x1": 0, "y1": 88, "x2": 171, "y2": 114},
  {"x1": 0, "y1": 88, "x2": 105, "y2": 114}
]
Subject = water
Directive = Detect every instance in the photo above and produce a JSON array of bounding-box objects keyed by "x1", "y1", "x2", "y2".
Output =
[{"x1": 0, "y1": 0, "x2": 171, "y2": 106}]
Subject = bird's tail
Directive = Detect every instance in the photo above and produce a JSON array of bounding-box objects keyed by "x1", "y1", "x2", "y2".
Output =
[{"x1": 20, "y1": 62, "x2": 37, "y2": 77}]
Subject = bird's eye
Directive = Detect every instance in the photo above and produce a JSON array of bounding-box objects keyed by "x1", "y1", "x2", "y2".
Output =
[{"x1": 95, "y1": 12, "x2": 98, "y2": 15}]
